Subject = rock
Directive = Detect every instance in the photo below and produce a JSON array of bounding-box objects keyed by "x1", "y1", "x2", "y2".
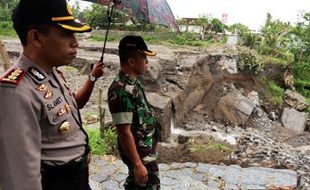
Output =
[
  {"x1": 139, "y1": 60, "x2": 163, "y2": 92},
  {"x1": 177, "y1": 135, "x2": 190, "y2": 144},
  {"x1": 284, "y1": 89, "x2": 308, "y2": 111},
  {"x1": 284, "y1": 68, "x2": 295, "y2": 90},
  {"x1": 268, "y1": 112, "x2": 277, "y2": 121},
  {"x1": 217, "y1": 56, "x2": 238, "y2": 74},
  {"x1": 84, "y1": 114, "x2": 99, "y2": 124},
  {"x1": 281, "y1": 108, "x2": 308, "y2": 134},
  {"x1": 146, "y1": 92, "x2": 172, "y2": 142},
  {"x1": 174, "y1": 176, "x2": 208, "y2": 190},
  {"x1": 295, "y1": 145, "x2": 310, "y2": 154},
  {"x1": 247, "y1": 91, "x2": 260, "y2": 107},
  {"x1": 217, "y1": 93, "x2": 256, "y2": 125}
]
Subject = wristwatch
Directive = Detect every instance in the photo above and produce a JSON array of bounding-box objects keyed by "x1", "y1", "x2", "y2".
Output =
[{"x1": 89, "y1": 74, "x2": 97, "y2": 82}]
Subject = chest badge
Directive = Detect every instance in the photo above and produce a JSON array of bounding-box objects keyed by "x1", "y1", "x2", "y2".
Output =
[
  {"x1": 59, "y1": 121, "x2": 71, "y2": 134},
  {"x1": 57, "y1": 108, "x2": 66, "y2": 116},
  {"x1": 64, "y1": 104, "x2": 71, "y2": 112},
  {"x1": 36, "y1": 84, "x2": 48, "y2": 92},
  {"x1": 44, "y1": 90, "x2": 54, "y2": 99}
]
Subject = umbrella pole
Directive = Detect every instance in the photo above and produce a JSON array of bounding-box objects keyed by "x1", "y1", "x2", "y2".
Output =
[{"x1": 100, "y1": 1, "x2": 115, "y2": 62}]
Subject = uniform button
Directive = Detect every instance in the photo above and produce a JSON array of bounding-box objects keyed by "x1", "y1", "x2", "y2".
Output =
[
  {"x1": 59, "y1": 121, "x2": 71, "y2": 134},
  {"x1": 57, "y1": 108, "x2": 66, "y2": 116},
  {"x1": 64, "y1": 104, "x2": 71, "y2": 112},
  {"x1": 44, "y1": 90, "x2": 53, "y2": 99}
]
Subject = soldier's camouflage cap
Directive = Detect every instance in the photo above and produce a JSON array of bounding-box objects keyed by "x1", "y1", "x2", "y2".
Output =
[{"x1": 12, "y1": 0, "x2": 92, "y2": 33}]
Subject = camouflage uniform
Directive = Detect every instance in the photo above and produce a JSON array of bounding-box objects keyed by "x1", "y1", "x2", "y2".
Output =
[{"x1": 108, "y1": 72, "x2": 160, "y2": 190}]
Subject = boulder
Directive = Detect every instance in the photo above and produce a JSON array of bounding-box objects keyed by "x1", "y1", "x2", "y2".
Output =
[
  {"x1": 281, "y1": 108, "x2": 308, "y2": 134},
  {"x1": 284, "y1": 89, "x2": 308, "y2": 111},
  {"x1": 146, "y1": 92, "x2": 172, "y2": 142},
  {"x1": 216, "y1": 93, "x2": 256, "y2": 125}
]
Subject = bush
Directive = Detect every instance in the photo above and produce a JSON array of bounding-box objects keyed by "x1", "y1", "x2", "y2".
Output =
[
  {"x1": 294, "y1": 62, "x2": 310, "y2": 100},
  {"x1": 0, "y1": 21, "x2": 17, "y2": 37},
  {"x1": 85, "y1": 126, "x2": 118, "y2": 155},
  {"x1": 259, "y1": 45, "x2": 294, "y2": 64},
  {"x1": 237, "y1": 46, "x2": 263, "y2": 74}
]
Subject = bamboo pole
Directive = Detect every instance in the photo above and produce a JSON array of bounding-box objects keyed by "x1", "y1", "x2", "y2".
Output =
[{"x1": 0, "y1": 39, "x2": 12, "y2": 71}]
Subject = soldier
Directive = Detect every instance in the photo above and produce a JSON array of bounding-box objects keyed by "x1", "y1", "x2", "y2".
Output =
[
  {"x1": 107, "y1": 35, "x2": 160, "y2": 190},
  {"x1": 0, "y1": 0, "x2": 104, "y2": 189}
]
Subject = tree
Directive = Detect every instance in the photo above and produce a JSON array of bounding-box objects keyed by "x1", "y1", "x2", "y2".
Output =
[
  {"x1": 84, "y1": 4, "x2": 109, "y2": 29},
  {"x1": 0, "y1": 0, "x2": 18, "y2": 21},
  {"x1": 259, "y1": 13, "x2": 293, "y2": 58},
  {"x1": 229, "y1": 23, "x2": 261, "y2": 49},
  {"x1": 292, "y1": 12, "x2": 310, "y2": 62},
  {"x1": 210, "y1": 18, "x2": 227, "y2": 34}
]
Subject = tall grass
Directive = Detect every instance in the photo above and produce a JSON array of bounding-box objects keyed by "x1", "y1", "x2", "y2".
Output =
[{"x1": 85, "y1": 126, "x2": 118, "y2": 155}]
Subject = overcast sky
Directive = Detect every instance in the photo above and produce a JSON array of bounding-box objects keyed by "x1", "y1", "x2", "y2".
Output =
[
  {"x1": 166, "y1": 0, "x2": 309, "y2": 30},
  {"x1": 69, "y1": 0, "x2": 310, "y2": 30}
]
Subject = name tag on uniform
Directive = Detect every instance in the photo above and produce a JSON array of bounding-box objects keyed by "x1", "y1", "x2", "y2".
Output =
[{"x1": 46, "y1": 97, "x2": 63, "y2": 111}]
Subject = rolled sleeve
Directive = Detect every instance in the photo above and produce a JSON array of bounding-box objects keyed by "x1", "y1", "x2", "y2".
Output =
[{"x1": 111, "y1": 112, "x2": 133, "y2": 124}]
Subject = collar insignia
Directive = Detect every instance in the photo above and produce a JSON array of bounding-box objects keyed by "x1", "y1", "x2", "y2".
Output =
[{"x1": 29, "y1": 67, "x2": 46, "y2": 81}]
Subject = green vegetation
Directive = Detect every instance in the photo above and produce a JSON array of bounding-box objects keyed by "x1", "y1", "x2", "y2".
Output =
[
  {"x1": 0, "y1": 21, "x2": 16, "y2": 37},
  {"x1": 189, "y1": 145, "x2": 207, "y2": 153},
  {"x1": 260, "y1": 55, "x2": 291, "y2": 67},
  {"x1": 294, "y1": 62, "x2": 310, "y2": 114},
  {"x1": 259, "y1": 77, "x2": 285, "y2": 108},
  {"x1": 307, "y1": 98, "x2": 310, "y2": 114},
  {"x1": 85, "y1": 126, "x2": 118, "y2": 155},
  {"x1": 237, "y1": 46, "x2": 263, "y2": 74},
  {"x1": 207, "y1": 143, "x2": 231, "y2": 152},
  {"x1": 0, "y1": 0, "x2": 18, "y2": 21},
  {"x1": 189, "y1": 140, "x2": 231, "y2": 153}
]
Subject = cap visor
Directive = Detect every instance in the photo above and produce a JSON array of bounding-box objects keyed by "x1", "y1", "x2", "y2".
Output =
[
  {"x1": 138, "y1": 50, "x2": 157, "y2": 56},
  {"x1": 57, "y1": 20, "x2": 92, "y2": 33}
]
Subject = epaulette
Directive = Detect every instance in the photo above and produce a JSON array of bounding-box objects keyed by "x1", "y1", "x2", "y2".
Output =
[{"x1": 0, "y1": 68, "x2": 26, "y2": 86}]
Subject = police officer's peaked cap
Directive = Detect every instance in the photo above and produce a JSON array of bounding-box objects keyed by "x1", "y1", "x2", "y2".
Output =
[
  {"x1": 13, "y1": 0, "x2": 92, "y2": 33},
  {"x1": 119, "y1": 36, "x2": 156, "y2": 56}
]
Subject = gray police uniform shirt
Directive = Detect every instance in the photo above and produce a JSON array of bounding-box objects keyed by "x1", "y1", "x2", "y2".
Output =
[{"x1": 0, "y1": 54, "x2": 87, "y2": 190}]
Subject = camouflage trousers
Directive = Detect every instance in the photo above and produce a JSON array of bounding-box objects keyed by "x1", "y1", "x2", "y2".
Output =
[{"x1": 124, "y1": 161, "x2": 160, "y2": 190}]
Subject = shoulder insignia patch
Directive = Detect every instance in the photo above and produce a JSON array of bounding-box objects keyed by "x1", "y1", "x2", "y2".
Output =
[
  {"x1": 0, "y1": 68, "x2": 26, "y2": 85},
  {"x1": 28, "y1": 67, "x2": 46, "y2": 81}
]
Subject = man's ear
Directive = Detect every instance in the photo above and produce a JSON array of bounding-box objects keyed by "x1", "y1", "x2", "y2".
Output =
[
  {"x1": 127, "y1": 57, "x2": 136, "y2": 67},
  {"x1": 27, "y1": 29, "x2": 43, "y2": 48}
]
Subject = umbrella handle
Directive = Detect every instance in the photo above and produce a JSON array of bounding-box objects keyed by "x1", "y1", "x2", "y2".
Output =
[{"x1": 100, "y1": 1, "x2": 116, "y2": 62}]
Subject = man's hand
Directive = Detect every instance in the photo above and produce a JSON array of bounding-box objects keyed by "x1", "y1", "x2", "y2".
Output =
[
  {"x1": 134, "y1": 164, "x2": 148, "y2": 186},
  {"x1": 116, "y1": 124, "x2": 149, "y2": 186},
  {"x1": 90, "y1": 61, "x2": 104, "y2": 79}
]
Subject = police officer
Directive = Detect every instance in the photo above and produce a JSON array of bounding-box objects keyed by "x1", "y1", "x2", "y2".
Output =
[
  {"x1": 0, "y1": 0, "x2": 104, "y2": 189},
  {"x1": 108, "y1": 36, "x2": 160, "y2": 190}
]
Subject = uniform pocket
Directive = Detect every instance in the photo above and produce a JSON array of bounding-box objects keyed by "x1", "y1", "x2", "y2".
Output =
[{"x1": 44, "y1": 101, "x2": 78, "y2": 141}]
